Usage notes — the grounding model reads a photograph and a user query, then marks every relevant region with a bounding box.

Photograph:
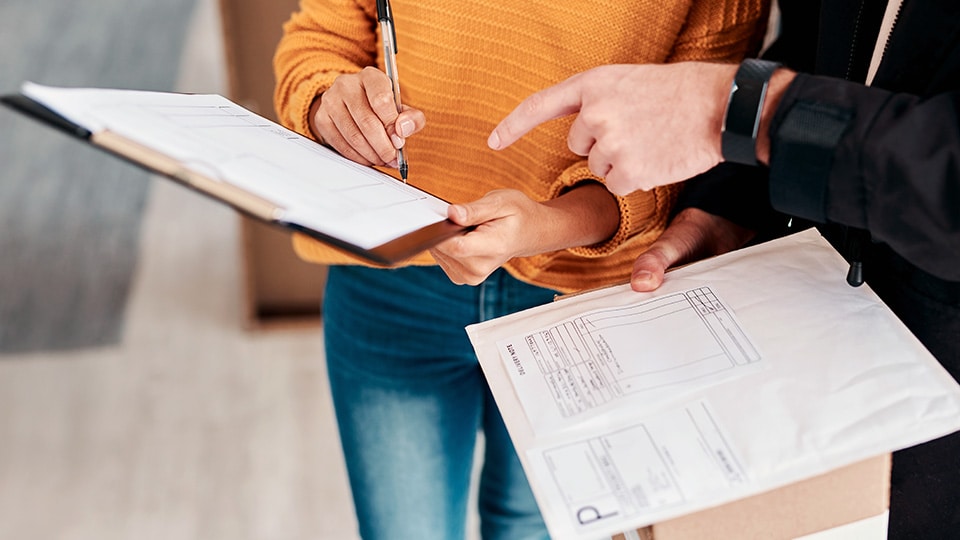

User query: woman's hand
[310,66,426,167]
[430,183,619,285]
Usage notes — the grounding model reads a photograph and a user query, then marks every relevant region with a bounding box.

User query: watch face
[725,78,766,137]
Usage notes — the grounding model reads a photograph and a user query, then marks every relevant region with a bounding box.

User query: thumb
[630,208,755,292]
[447,194,507,226]
[631,246,675,292]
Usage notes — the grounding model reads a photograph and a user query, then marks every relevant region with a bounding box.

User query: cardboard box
[613,453,891,540]
[217,0,326,328]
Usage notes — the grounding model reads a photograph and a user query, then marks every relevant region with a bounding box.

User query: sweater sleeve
[273,0,378,139]
[668,0,769,64]
[769,74,960,281]
[549,163,680,258]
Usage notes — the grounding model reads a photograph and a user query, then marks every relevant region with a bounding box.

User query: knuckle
[463,272,485,286]
[521,92,546,117]
[345,131,371,154]
[370,91,395,113]
[327,77,344,93]
[580,110,607,132]
[358,114,385,135]
[314,116,334,137]
[359,66,380,78]
[447,274,466,285]
[485,190,506,204]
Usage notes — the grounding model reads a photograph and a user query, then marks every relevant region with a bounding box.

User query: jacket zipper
[867,0,905,85]
[843,0,905,286]
[844,0,868,81]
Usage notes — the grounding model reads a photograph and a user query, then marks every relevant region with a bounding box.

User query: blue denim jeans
[323,264,556,540]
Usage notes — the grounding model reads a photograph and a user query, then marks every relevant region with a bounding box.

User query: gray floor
[0,1,363,538]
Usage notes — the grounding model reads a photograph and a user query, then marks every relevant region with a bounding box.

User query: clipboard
[1,83,465,265]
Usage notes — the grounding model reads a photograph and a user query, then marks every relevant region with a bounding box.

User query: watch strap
[721,59,782,166]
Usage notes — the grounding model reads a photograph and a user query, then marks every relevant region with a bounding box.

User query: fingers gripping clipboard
[1,83,464,265]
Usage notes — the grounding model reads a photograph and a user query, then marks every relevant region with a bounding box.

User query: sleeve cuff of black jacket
[767,73,892,225]
[674,162,782,235]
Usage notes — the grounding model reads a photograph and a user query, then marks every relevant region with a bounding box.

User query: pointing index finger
[487,73,585,150]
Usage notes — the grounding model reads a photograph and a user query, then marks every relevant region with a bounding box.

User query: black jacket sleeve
[673,163,794,245]
[768,74,960,281]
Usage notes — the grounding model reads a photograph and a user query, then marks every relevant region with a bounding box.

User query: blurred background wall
[0,0,196,352]
[0,1,361,538]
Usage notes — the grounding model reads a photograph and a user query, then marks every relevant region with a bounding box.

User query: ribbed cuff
[548,162,676,258]
[768,74,853,223]
[285,71,343,139]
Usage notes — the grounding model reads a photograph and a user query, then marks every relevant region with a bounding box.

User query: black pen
[376,0,408,182]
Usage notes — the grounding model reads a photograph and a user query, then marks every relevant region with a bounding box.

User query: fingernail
[391,134,404,149]
[632,270,658,291]
[487,131,501,149]
[399,119,415,138]
[634,270,654,282]
[388,159,398,168]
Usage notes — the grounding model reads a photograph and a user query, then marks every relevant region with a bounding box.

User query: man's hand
[488,63,736,195]
[630,208,754,291]
[311,66,426,168]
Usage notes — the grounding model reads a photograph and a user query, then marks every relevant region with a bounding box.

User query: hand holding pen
[377,0,407,181]
[307,0,422,178]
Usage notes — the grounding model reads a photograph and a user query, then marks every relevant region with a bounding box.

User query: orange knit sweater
[274,0,768,294]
